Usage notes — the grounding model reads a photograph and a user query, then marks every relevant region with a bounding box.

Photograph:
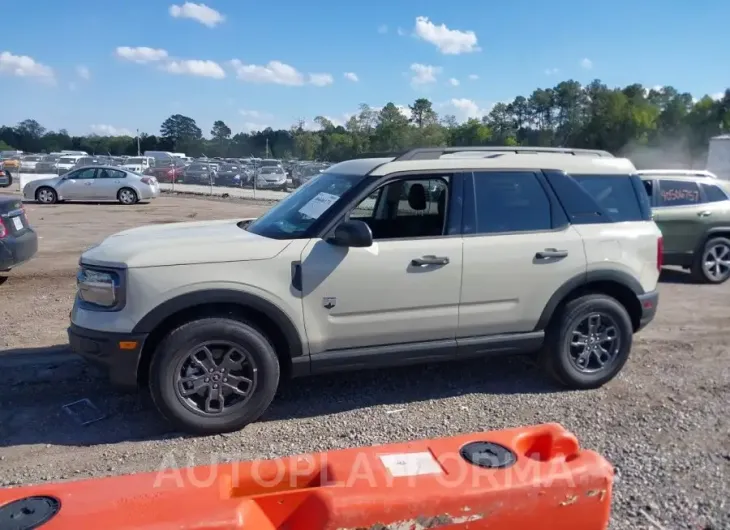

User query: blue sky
[2,0,729,138]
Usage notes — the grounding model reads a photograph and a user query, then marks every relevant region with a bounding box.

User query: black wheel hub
[0,496,61,530]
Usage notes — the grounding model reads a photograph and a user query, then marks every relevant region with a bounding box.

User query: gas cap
[0,496,61,530]
[460,441,517,469]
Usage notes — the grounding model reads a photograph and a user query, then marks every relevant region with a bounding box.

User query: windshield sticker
[298,192,340,219]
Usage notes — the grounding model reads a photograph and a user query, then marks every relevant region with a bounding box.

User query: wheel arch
[535,270,645,333]
[133,289,305,386]
[693,227,730,257]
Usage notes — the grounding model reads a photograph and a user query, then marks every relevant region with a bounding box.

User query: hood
[28,177,62,187]
[81,218,288,268]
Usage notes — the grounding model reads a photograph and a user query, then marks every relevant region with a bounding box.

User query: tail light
[166,169,174,176]
[0,219,6,239]
[657,236,664,272]
[141,177,153,185]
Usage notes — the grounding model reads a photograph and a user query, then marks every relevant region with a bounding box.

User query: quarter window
[656,180,701,207]
[472,172,551,234]
[701,183,728,203]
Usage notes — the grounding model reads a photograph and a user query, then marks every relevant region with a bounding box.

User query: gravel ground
[0,193,728,530]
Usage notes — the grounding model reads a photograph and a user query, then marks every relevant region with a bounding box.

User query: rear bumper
[67,323,147,388]
[636,290,659,331]
[0,228,38,270]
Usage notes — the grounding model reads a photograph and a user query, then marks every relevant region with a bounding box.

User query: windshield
[59,157,76,164]
[246,172,363,239]
[126,157,145,164]
[189,164,207,170]
[260,160,281,167]
[222,164,239,171]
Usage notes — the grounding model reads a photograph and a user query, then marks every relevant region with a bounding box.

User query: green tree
[409,98,438,128]
[160,114,203,154]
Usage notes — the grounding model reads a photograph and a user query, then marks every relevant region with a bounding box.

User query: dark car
[181,163,215,184]
[145,163,185,183]
[0,196,38,277]
[0,168,11,188]
[214,163,245,187]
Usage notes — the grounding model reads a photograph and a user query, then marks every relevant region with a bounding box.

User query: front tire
[542,294,633,390]
[149,317,280,435]
[118,187,138,205]
[36,186,57,204]
[691,237,730,284]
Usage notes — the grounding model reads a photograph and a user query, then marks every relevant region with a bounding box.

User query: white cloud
[377,24,388,34]
[344,72,359,82]
[446,98,491,121]
[309,73,334,86]
[544,67,559,75]
[115,46,168,64]
[162,59,225,78]
[414,16,480,55]
[580,58,593,69]
[448,77,460,86]
[169,2,224,27]
[239,109,272,119]
[0,51,54,82]
[241,122,271,133]
[468,74,479,80]
[711,92,725,101]
[90,124,133,136]
[410,63,441,86]
[76,65,90,80]
[230,59,304,85]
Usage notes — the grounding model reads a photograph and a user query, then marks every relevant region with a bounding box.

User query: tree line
[2,79,728,168]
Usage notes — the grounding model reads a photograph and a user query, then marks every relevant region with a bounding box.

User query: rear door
[651,178,706,256]
[95,168,127,199]
[458,171,587,341]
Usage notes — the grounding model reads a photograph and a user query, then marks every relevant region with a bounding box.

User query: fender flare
[534,270,645,331]
[132,289,304,358]
[694,227,730,257]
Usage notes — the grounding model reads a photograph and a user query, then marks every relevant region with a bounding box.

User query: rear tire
[691,237,730,284]
[36,186,57,204]
[118,187,138,205]
[149,317,280,435]
[542,294,633,390]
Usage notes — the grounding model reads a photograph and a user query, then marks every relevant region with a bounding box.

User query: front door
[299,174,463,356]
[59,168,97,200]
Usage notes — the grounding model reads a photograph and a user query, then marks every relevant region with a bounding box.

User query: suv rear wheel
[543,294,633,390]
[149,317,280,435]
[691,237,730,284]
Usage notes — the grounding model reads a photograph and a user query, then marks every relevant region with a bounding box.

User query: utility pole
[136,129,141,156]
[265,138,270,158]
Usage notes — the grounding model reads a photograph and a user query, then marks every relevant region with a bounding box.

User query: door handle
[411,255,450,266]
[698,211,712,217]
[535,248,569,259]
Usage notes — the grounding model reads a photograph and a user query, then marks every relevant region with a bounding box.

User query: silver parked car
[255,166,288,190]
[22,166,160,205]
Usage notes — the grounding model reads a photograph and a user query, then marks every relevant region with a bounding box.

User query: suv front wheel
[149,317,280,435]
[543,294,633,390]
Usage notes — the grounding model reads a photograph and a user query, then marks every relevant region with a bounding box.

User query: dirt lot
[0,194,728,530]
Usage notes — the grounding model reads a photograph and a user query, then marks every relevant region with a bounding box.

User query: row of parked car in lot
[1,150,331,191]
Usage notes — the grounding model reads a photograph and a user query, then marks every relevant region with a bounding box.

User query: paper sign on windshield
[298,192,339,219]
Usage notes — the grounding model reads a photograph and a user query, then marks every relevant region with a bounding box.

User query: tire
[691,237,730,284]
[117,187,138,205]
[542,294,633,390]
[35,186,58,204]
[149,317,280,435]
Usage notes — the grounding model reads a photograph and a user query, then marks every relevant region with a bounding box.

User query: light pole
[136,129,141,156]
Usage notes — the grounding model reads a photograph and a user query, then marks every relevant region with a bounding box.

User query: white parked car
[20,155,43,173]
[23,165,160,205]
[56,155,85,174]
[122,156,155,174]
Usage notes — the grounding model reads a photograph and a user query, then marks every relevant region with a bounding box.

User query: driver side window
[70,168,97,179]
[349,176,450,240]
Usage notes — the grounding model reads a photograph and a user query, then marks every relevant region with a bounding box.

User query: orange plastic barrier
[0,423,613,530]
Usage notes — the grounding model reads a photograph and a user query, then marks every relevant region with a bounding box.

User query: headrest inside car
[408,183,427,211]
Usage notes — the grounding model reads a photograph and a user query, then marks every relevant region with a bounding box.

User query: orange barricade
[0,423,613,530]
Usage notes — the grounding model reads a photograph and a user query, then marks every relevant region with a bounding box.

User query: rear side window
[472,171,552,233]
[701,183,729,203]
[656,179,701,207]
[570,174,649,222]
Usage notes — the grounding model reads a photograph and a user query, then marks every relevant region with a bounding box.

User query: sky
[2,0,729,138]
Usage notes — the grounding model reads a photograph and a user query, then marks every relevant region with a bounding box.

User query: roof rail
[393,146,614,161]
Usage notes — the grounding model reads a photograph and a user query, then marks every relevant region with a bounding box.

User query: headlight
[76,266,122,308]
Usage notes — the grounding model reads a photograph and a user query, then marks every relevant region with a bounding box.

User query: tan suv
[68,147,662,434]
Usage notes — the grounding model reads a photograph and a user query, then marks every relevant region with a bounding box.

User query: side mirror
[329,220,373,248]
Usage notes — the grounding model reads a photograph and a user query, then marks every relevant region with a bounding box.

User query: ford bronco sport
[638,170,730,283]
[69,146,662,434]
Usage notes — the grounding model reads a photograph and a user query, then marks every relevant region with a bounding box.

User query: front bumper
[256,180,287,189]
[0,228,38,270]
[636,290,659,331]
[67,323,148,388]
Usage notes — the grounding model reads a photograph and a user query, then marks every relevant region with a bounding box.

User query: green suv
[639,170,730,283]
